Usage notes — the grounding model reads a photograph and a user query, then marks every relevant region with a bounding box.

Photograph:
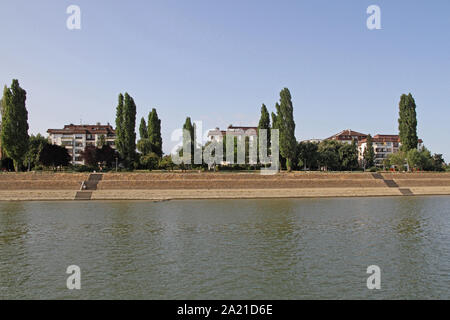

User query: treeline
[0,79,448,172]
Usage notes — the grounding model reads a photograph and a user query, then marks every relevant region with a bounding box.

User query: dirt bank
[0,172,449,201]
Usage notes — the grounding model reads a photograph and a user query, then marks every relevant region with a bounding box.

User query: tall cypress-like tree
[258,104,270,131]
[182,117,195,166]
[148,108,162,158]
[258,104,271,138]
[123,93,137,163]
[363,134,375,168]
[139,117,148,139]
[277,88,297,171]
[258,104,271,163]
[115,92,137,166]
[1,80,29,171]
[398,93,418,152]
[0,98,3,159]
[115,93,125,157]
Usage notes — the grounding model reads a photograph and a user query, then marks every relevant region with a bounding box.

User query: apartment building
[207,125,258,165]
[207,125,258,142]
[358,134,424,167]
[47,123,116,165]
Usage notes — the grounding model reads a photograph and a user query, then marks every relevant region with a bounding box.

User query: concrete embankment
[0,172,450,201]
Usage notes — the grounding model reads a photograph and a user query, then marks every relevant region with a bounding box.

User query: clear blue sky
[1,0,449,160]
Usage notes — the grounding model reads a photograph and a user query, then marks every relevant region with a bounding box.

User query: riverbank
[1,172,450,201]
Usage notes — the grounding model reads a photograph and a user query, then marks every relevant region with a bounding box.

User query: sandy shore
[1,187,449,201]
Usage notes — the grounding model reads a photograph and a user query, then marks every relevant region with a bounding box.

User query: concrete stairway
[75,173,103,200]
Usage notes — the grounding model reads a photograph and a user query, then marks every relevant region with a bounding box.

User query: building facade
[207,125,258,142]
[358,134,424,167]
[47,123,116,165]
[207,125,258,165]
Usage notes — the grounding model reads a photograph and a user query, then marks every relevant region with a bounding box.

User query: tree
[97,134,106,148]
[406,149,424,171]
[398,93,418,152]
[39,144,71,170]
[123,93,137,163]
[139,117,148,139]
[297,141,319,170]
[140,152,160,170]
[24,134,48,170]
[387,151,407,171]
[318,140,340,171]
[115,93,125,157]
[0,98,3,159]
[97,145,117,168]
[137,138,153,155]
[258,104,271,133]
[431,153,445,171]
[148,108,162,158]
[363,134,375,168]
[115,92,137,167]
[182,117,195,166]
[137,116,151,155]
[1,80,29,171]
[339,141,359,171]
[80,145,98,167]
[80,145,117,168]
[159,155,175,171]
[276,88,297,171]
[257,104,271,160]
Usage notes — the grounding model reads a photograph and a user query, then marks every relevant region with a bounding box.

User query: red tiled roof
[326,129,368,141]
[227,125,258,130]
[359,134,423,144]
[47,124,116,135]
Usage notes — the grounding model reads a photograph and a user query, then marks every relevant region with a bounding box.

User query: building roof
[208,125,257,136]
[47,123,116,135]
[227,125,258,131]
[359,134,423,144]
[326,129,368,141]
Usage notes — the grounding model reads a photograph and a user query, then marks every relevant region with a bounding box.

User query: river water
[0,196,449,299]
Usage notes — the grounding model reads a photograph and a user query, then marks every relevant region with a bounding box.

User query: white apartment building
[358,134,424,167]
[47,123,116,165]
[208,125,258,142]
[207,125,258,165]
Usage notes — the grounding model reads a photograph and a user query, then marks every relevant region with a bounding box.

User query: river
[0,196,449,299]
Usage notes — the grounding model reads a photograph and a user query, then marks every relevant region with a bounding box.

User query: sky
[0,0,449,160]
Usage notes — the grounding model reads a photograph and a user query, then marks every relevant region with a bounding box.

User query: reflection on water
[0,196,449,299]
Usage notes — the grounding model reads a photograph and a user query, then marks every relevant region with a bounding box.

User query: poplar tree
[363,134,375,168]
[258,104,271,132]
[182,117,195,166]
[258,104,271,163]
[139,117,148,139]
[277,88,297,171]
[123,93,137,163]
[258,104,271,139]
[148,108,162,158]
[1,80,29,171]
[115,93,125,157]
[398,93,418,152]
[115,92,137,166]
